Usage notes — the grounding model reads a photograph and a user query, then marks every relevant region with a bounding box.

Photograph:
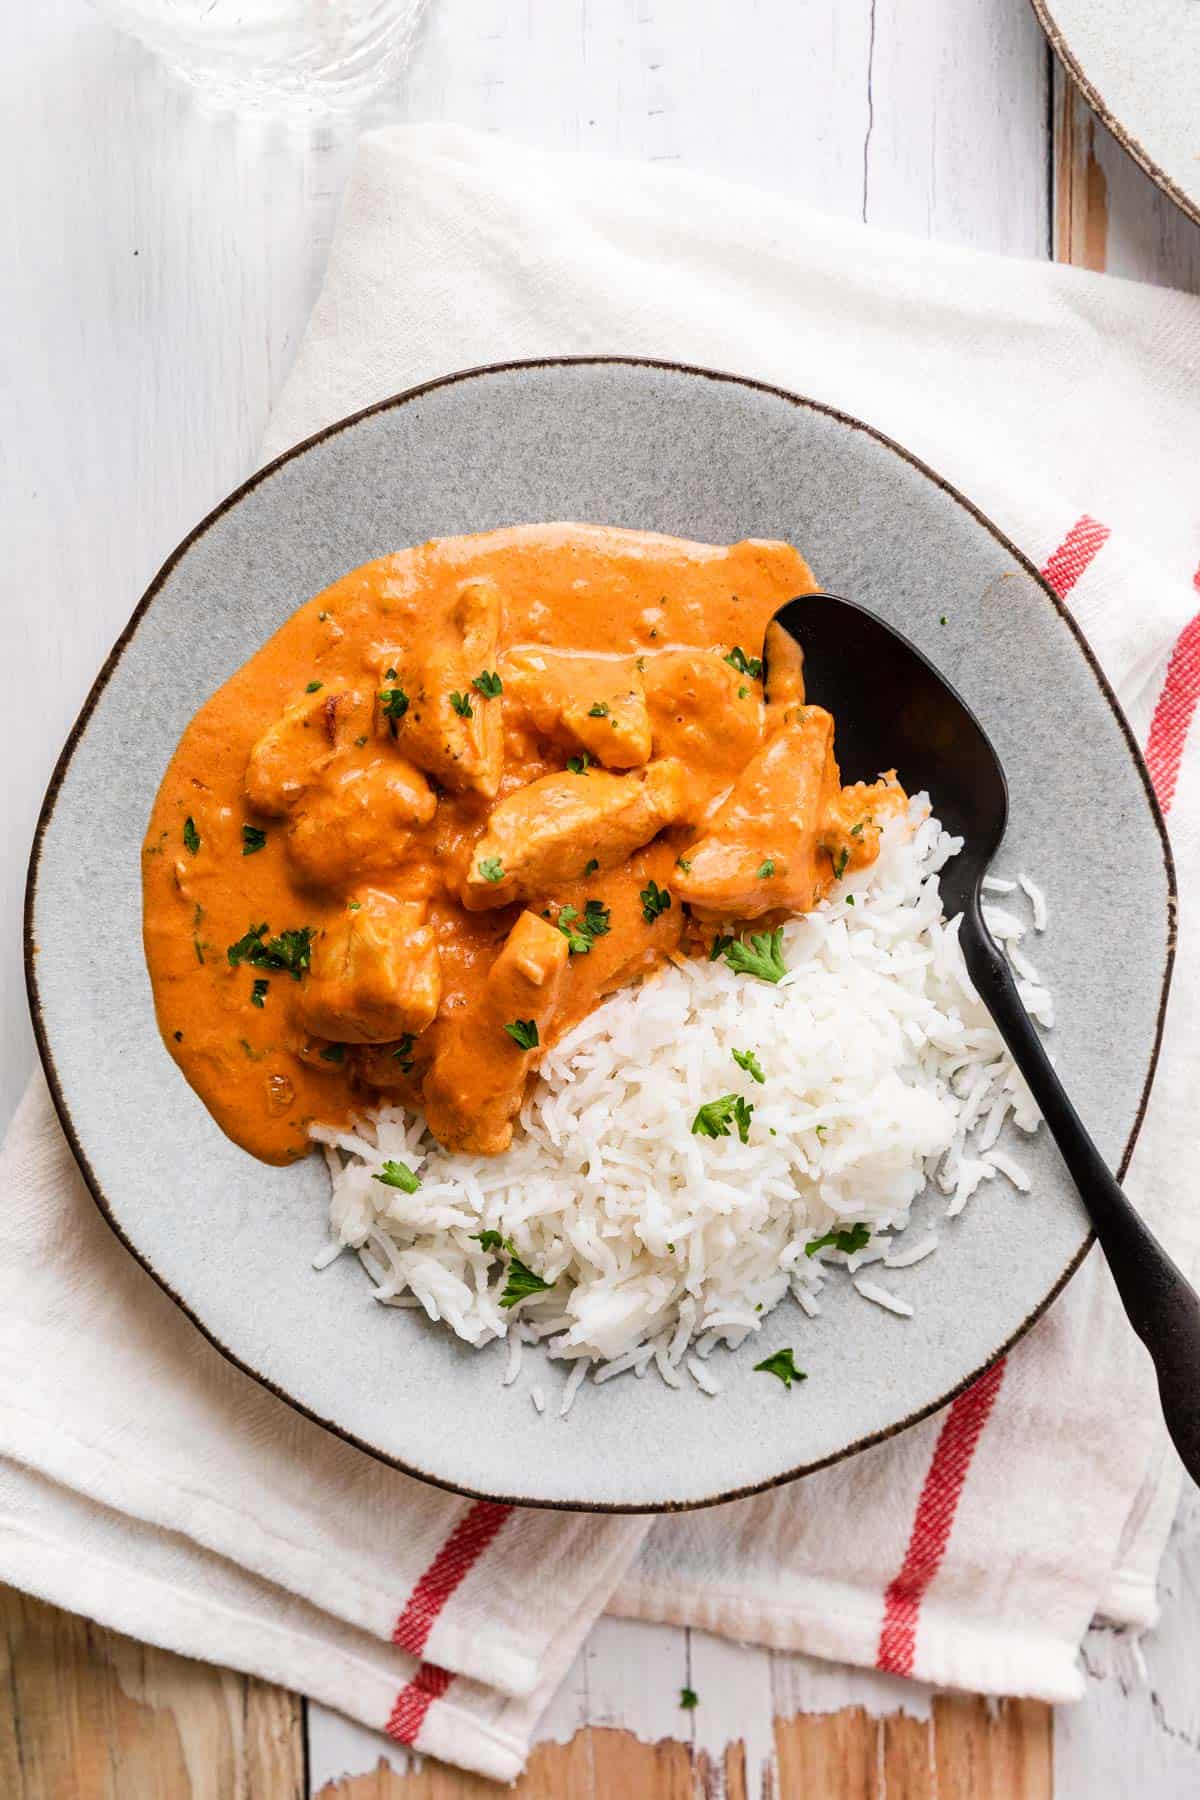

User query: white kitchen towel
[2,123,1199,1781]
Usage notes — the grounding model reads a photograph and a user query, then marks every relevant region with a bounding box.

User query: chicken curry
[143,524,902,1165]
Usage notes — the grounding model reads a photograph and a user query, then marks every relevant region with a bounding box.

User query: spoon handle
[961,906,1200,1487]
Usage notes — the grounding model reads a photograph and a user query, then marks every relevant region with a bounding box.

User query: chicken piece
[763,619,806,708]
[674,707,842,920]
[245,687,374,817]
[378,577,504,797]
[461,759,689,910]
[295,892,441,1044]
[503,650,652,769]
[285,758,436,892]
[643,650,763,791]
[421,911,569,1154]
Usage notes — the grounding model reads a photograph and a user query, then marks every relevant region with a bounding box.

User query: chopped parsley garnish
[940,613,948,625]
[583,858,600,876]
[385,667,397,679]
[250,978,269,1008]
[373,1159,421,1193]
[173,1029,183,1042]
[478,856,505,884]
[738,685,750,699]
[501,1253,555,1309]
[587,701,610,718]
[805,1222,871,1258]
[193,937,206,965]
[680,1688,699,1710]
[226,922,315,980]
[722,927,787,984]
[556,899,610,954]
[348,900,361,911]
[503,1018,539,1051]
[566,751,591,775]
[850,821,864,837]
[242,824,267,856]
[833,847,849,879]
[754,1348,805,1389]
[676,857,692,873]
[470,1231,555,1306]
[379,685,409,726]
[709,932,734,961]
[449,690,473,718]
[472,670,503,698]
[732,1048,765,1083]
[305,679,323,693]
[691,1093,753,1144]
[846,894,855,906]
[756,859,775,879]
[183,816,200,855]
[724,645,763,680]
[640,880,671,924]
[392,1033,416,1073]
[318,1043,346,1064]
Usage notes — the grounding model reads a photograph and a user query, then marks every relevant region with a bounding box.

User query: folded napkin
[3,125,1199,1781]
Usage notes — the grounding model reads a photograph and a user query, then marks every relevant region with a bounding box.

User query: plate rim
[24,355,1179,1513]
[1031,0,1200,231]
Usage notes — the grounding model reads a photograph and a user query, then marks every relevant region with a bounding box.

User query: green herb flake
[732,1047,765,1084]
[724,645,763,680]
[379,686,410,725]
[805,1222,871,1258]
[348,900,361,911]
[754,1348,806,1389]
[566,751,592,775]
[355,735,369,747]
[193,937,206,966]
[680,1688,699,1710]
[500,1252,555,1309]
[691,1093,753,1143]
[183,816,200,856]
[250,978,269,1009]
[722,927,787,984]
[846,894,856,906]
[373,1159,421,1193]
[587,701,610,718]
[940,614,948,625]
[306,680,323,694]
[478,856,505,884]
[173,1029,183,1043]
[503,1018,539,1051]
[738,685,750,699]
[226,922,315,980]
[583,858,600,876]
[709,932,734,962]
[242,824,267,856]
[640,880,671,924]
[392,1033,416,1073]
[556,898,611,954]
[850,822,864,837]
[833,847,849,880]
[756,859,775,880]
[676,857,692,873]
[472,670,503,698]
[449,690,474,719]
[472,1229,508,1252]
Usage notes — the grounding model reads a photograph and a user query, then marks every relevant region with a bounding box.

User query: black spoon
[767,592,1200,1485]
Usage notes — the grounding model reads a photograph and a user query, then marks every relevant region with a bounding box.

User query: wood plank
[0,1586,304,1800]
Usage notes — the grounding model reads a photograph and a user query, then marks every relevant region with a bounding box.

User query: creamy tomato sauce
[143,524,900,1165]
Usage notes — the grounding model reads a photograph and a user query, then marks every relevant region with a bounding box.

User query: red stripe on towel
[392,1500,512,1655]
[385,1661,456,1746]
[1144,583,1200,815]
[876,1358,1007,1674]
[875,515,1116,1679]
[1039,515,1110,599]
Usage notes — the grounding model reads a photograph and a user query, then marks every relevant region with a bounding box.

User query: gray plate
[1032,0,1200,229]
[26,360,1174,1512]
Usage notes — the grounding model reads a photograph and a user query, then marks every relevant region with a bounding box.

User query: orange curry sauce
[142,525,902,1165]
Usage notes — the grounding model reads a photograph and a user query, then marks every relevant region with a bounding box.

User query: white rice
[312,795,1048,1398]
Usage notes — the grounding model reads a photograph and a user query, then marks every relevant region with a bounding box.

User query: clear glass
[90,0,430,117]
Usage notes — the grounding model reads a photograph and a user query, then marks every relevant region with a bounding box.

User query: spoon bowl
[768,591,1200,1487]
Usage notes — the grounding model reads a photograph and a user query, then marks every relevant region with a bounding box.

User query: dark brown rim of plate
[24,357,1179,1514]
[1031,0,1200,232]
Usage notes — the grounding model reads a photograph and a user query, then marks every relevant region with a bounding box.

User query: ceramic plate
[1033,0,1200,228]
[26,360,1174,1511]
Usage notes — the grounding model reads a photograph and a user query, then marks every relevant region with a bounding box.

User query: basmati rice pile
[312,795,1049,1407]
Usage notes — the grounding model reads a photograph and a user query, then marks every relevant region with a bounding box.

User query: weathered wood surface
[4,0,1200,1795]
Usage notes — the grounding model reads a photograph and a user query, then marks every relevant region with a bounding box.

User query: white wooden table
[4,2,1200,1793]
